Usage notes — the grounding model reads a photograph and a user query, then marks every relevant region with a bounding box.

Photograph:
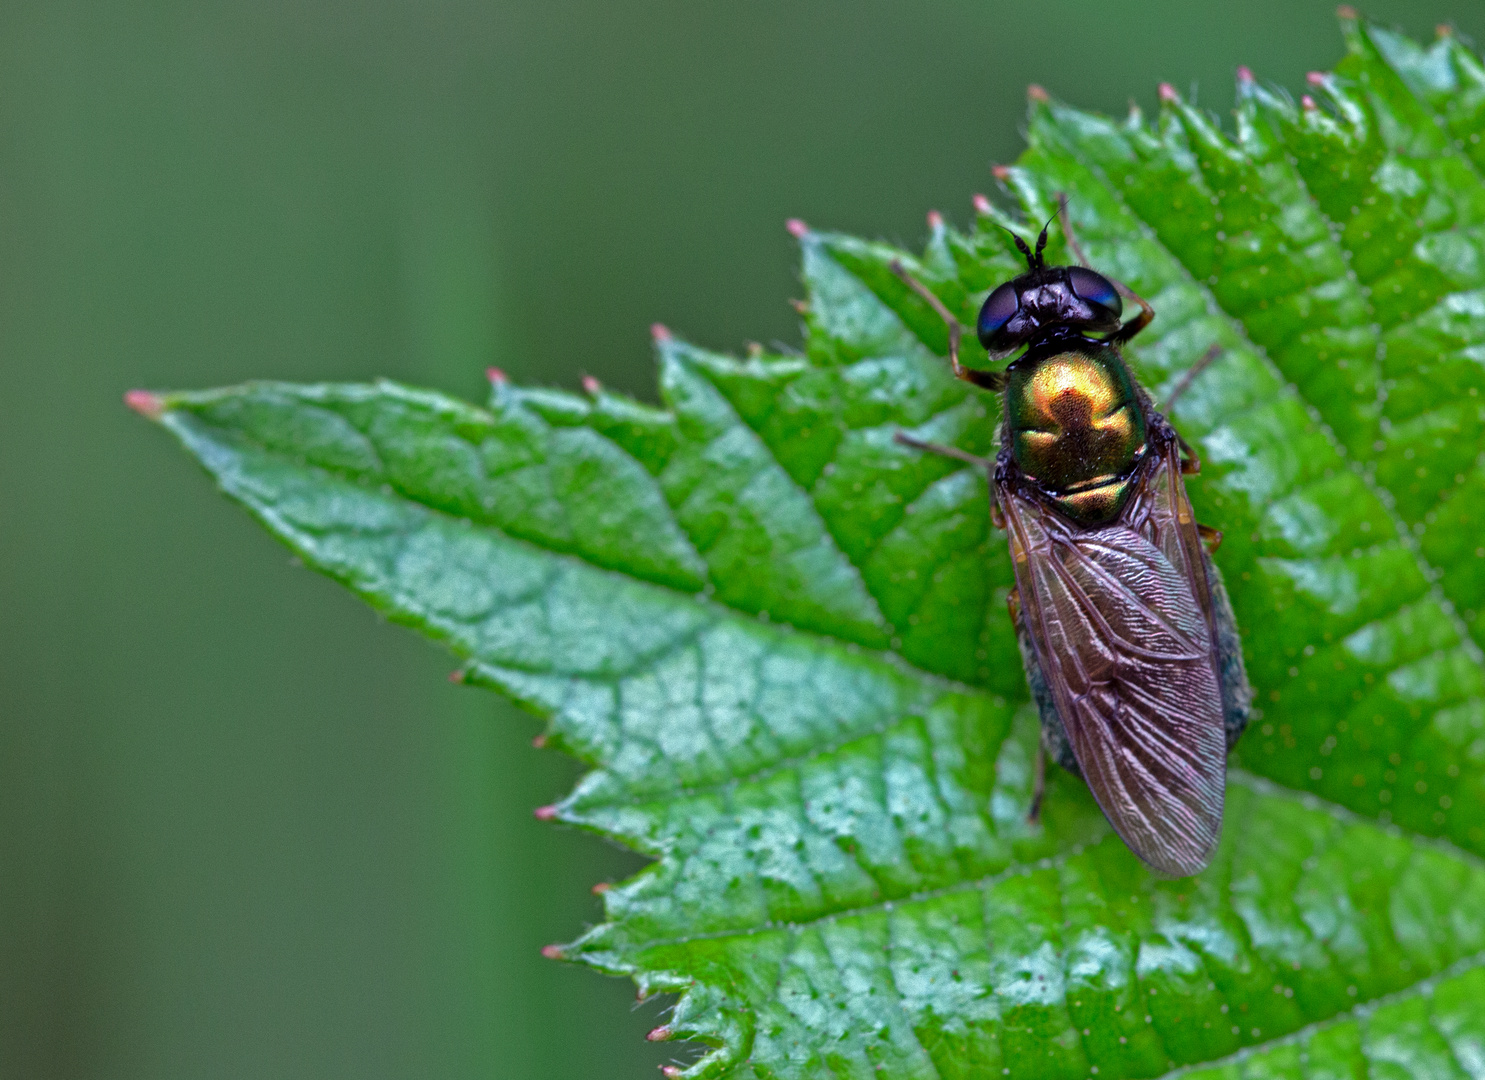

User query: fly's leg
[1055,192,1154,345]
[1198,524,1223,554]
[1177,432,1202,475]
[1006,583,1046,825]
[1056,192,1094,269]
[1163,343,1224,413]
[893,431,991,469]
[1028,742,1046,824]
[894,431,1005,529]
[888,259,1007,392]
[1167,344,1227,472]
[1107,286,1155,344]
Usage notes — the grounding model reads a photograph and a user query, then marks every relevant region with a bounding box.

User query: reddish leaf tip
[1336,5,1357,19]
[646,1025,672,1043]
[531,733,547,749]
[990,164,1012,181]
[789,298,808,315]
[785,217,808,238]
[926,210,943,229]
[540,944,565,960]
[1026,83,1049,103]
[1302,94,1318,111]
[592,881,611,895]
[124,389,164,420]
[448,668,464,684]
[1437,23,1453,37]
[581,375,601,395]
[533,804,559,821]
[1306,70,1326,86]
[1157,82,1178,103]
[972,193,992,214]
[1236,66,1254,84]
[485,366,507,383]
[661,1068,682,1078]
[650,322,672,342]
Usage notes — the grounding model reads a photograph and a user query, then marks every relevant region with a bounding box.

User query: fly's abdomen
[1006,346,1146,525]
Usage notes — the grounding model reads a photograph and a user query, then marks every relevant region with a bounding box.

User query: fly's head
[977,222,1123,357]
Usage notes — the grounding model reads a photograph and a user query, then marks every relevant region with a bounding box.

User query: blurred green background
[3,2,1483,1077]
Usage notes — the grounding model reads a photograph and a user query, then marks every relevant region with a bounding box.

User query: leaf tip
[1157,81,1179,104]
[485,366,508,384]
[123,389,165,420]
[785,217,808,239]
[651,322,673,343]
[1436,23,1453,38]
[448,668,465,684]
[1026,83,1049,103]
[1236,65,1254,85]
[592,881,611,895]
[990,164,1012,182]
[1306,70,1327,87]
[1336,4,1357,20]
[540,943,566,960]
[646,1025,672,1042]
[661,1067,683,1079]
[1302,94,1319,111]
[972,193,992,215]
[926,209,943,230]
[533,804,560,821]
[531,733,548,749]
[581,374,602,395]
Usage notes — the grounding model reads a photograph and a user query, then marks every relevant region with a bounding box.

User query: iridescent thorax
[1005,343,1147,525]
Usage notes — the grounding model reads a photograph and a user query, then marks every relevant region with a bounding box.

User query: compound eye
[976,281,1019,347]
[1067,266,1123,316]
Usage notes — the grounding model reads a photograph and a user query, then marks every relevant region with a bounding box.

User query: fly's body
[894,203,1250,877]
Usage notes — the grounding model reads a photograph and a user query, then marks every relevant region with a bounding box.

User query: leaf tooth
[123,389,165,420]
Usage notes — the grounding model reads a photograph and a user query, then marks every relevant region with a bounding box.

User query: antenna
[1032,204,1060,269]
[1011,231,1035,270]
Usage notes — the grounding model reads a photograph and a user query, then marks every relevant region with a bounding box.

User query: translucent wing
[999,433,1226,877]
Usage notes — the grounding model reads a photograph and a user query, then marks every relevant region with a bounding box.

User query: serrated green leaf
[133,15,1485,1080]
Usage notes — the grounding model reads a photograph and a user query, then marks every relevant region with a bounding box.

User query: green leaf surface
[134,15,1485,1079]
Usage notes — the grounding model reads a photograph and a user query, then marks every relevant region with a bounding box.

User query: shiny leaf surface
[134,16,1485,1079]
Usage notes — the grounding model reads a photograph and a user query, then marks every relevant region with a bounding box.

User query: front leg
[1163,343,1225,413]
[1056,192,1154,346]
[1107,287,1155,345]
[1028,742,1046,825]
[889,259,1007,392]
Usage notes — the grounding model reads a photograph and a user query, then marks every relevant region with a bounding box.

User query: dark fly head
[976,220,1124,356]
